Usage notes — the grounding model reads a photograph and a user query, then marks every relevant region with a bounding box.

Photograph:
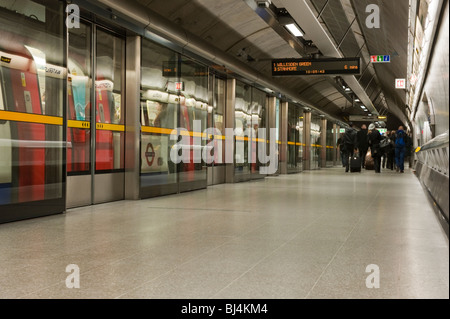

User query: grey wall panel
[94,173,125,204]
[67,175,92,208]
[421,1,449,137]
[125,35,141,200]
[415,162,449,235]
[212,166,225,185]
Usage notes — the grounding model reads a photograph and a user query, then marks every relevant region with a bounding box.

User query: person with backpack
[394,126,407,173]
[343,123,358,172]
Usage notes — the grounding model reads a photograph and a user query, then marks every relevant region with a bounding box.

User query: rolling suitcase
[350,155,362,172]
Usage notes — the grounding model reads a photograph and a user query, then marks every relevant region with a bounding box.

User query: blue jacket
[395,130,407,148]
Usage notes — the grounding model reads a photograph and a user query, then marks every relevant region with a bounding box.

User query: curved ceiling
[135,0,409,127]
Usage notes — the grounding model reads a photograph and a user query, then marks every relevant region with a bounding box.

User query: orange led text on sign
[273,61,312,72]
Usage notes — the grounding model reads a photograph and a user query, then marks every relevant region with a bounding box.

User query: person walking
[343,123,357,173]
[367,123,382,173]
[337,133,345,167]
[386,130,396,170]
[394,126,407,173]
[405,131,413,169]
[381,132,388,169]
[357,124,369,169]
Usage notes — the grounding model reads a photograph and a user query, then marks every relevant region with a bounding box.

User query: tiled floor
[0,167,448,299]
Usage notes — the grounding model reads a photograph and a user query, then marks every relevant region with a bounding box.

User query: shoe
[396,167,400,172]
[400,170,404,173]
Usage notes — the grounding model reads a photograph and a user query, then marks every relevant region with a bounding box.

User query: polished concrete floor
[0,167,448,299]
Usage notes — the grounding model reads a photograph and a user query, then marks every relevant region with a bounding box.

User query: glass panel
[287,105,303,172]
[95,29,124,172]
[235,81,251,176]
[213,76,225,165]
[0,0,64,205]
[140,39,178,188]
[287,105,297,170]
[206,74,214,167]
[297,109,304,171]
[251,88,267,176]
[311,114,321,170]
[275,99,280,144]
[442,147,449,175]
[178,57,208,184]
[68,22,91,175]
[326,121,334,167]
[275,98,281,173]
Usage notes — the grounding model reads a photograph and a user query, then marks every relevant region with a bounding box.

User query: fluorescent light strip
[285,23,303,37]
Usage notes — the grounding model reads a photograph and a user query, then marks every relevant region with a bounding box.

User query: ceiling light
[345,87,351,92]
[360,105,365,109]
[285,23,304,37]
[355,99,360,102]
[256,0,271,8]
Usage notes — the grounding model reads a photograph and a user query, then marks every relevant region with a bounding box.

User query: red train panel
[7,56,45,201]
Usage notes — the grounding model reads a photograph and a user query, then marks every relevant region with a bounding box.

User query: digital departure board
[162,61,208,77]
[272,58,361,76]
[162,61,178,77]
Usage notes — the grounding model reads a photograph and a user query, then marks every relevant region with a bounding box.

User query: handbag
[379,138,391,149]
[365,150,374,170]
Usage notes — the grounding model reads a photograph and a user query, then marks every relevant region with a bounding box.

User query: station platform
[0,167,448,299]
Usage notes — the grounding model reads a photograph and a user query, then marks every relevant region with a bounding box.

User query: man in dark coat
[368,123,383,173]
[385,130,396,170]
[343,123,358,172]
[357,124,369,168]
[337,133,345,167]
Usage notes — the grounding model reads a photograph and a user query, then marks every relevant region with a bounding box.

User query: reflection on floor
[0,167,448,299]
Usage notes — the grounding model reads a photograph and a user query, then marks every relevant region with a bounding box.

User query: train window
[251,88,267,176]
[140,39,179,190]
[310,114,322,170]
[235,81,252,176]
[0,1,65,208]
[68,22,92,174]
[95,29,125,172]
[178,57,208,185]
[213,77,226,165]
